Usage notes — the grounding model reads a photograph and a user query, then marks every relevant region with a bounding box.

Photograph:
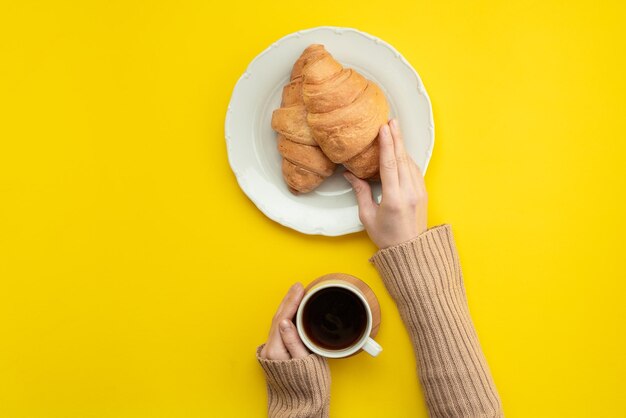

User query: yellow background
[1,1,625,417]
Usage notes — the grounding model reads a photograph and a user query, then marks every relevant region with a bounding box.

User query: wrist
[375,227,428,249]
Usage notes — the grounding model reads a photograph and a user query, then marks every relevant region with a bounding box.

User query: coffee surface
[302,287,367,350]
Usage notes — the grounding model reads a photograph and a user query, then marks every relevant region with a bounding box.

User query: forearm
[371,225,503,417]
[257,345,331,418]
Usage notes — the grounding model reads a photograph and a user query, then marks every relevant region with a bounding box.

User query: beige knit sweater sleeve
[257,345,331,418]
[370,224,503,417]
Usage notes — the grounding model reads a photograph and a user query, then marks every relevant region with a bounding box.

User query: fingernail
[380,124,390,138]
[343,172,354,182]
[279,319,291,332]
[389,118,398,129]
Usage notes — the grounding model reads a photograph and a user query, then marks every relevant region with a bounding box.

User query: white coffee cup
[296,274,382,358]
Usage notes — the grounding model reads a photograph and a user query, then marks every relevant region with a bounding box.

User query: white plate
[225,26,434,236]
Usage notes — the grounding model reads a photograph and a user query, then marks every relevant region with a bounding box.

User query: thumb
[279,320,309,359]
[344,172,376,226]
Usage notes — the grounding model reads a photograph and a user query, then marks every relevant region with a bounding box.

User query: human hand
[344,119,428,249]
[259,283,310,360]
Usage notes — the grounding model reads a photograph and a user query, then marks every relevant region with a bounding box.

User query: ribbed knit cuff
[257,345,331,418]
[370,225,464,306]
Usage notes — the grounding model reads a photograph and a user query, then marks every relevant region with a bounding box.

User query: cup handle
[362,337,382,357]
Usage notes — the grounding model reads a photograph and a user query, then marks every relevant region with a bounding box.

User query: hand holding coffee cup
[297,273,382,358]
[260,274,382,360]
[259,283,310,361]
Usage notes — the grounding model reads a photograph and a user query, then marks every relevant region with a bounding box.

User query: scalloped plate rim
[225,26,434,236]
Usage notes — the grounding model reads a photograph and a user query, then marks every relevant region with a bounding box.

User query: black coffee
[302,287,367,350]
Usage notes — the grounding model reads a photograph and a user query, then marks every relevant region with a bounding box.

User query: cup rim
[296,281,373,358]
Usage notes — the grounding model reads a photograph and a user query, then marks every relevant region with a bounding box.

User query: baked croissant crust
[270,44,388,193]
[271,45,337,194]
[302,45,389,179]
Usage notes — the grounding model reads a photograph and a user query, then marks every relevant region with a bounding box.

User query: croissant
[271,46,336,194]
[302,45,389,179]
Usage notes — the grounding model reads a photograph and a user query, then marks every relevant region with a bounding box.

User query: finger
[378,124,400,198]
[344,172,377,226]
[261,338,291,360]
[389,119,412,189]
[274,282,304,321]
[276,282,304,321]
[279,319,310,359]
[267,283,305,348]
